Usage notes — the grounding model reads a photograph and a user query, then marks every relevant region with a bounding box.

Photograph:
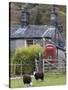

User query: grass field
[10,73,66,88]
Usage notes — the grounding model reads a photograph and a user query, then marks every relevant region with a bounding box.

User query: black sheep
[34,72,44,80]
[23,74,32,87]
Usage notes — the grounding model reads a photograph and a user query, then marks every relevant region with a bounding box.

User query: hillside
[10,3,66,25]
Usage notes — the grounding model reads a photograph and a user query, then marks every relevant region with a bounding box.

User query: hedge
[11,44,43,75]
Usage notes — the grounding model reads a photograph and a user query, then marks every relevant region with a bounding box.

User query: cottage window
[26,40,33,46]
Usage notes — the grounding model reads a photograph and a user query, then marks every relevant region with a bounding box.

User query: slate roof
[10,25,65,48]
[10,25,56,39]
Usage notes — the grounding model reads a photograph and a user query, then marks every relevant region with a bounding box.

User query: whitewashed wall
[10,39,26,51]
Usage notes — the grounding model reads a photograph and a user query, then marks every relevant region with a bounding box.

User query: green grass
[10,73,66,88]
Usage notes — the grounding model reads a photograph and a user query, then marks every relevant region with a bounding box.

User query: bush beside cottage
[11,44,43,75]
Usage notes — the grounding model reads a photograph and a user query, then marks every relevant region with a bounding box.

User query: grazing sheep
[23,74,32,87]
[34,71,44,80]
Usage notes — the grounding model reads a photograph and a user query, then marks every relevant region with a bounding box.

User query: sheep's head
[33,71,36,75]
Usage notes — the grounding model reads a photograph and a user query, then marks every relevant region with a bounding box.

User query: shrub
[12,44,43,74]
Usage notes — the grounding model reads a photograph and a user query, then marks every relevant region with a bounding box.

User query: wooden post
[43,38,45,49]
[39,52,41,71]
[43,59,44,73]
[35,58,38,72]
[21,63,22,78]
[42,38,45,73]
[14,64,16,76]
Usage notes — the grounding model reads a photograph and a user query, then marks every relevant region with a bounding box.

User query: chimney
[20,7,29,28]
[50,5,59,27]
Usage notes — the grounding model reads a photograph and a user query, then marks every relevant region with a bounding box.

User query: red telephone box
[44,44,55,64]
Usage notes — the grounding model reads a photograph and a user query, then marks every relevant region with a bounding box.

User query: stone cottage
[10,6,65,52]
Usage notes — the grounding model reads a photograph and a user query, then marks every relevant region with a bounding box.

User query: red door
[44,44,55,64]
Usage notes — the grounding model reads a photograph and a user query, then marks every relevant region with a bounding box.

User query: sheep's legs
[26,82,32,87]
[30,82,32,86]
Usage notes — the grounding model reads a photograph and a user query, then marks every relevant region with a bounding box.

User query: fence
[43,59,66,73]
[35,57,66,73]
[9,64,34,78]
[9,59,66,78]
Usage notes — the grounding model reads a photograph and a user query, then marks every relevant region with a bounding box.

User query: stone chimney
[50,5,59,27]
[20,7,29,28]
